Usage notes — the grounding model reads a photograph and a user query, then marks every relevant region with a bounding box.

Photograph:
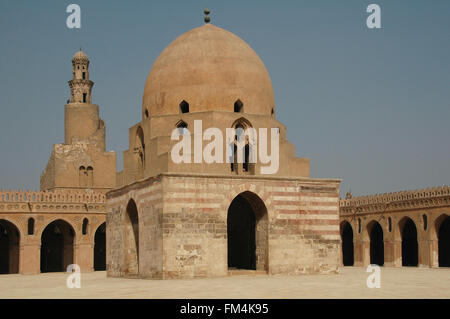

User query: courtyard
[0,267,449,299]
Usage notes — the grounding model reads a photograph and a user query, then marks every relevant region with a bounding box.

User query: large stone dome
[143,24,275,117]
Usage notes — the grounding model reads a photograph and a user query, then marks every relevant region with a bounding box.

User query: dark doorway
[341,222,354,266]
[41,220,74,273]
[438,216,450,267]
[0,220,20,274]
[94,222,106,271]
[369,222,384,266]
[401,218,418,267]
[227,194,256,270]
[124,199,139,275]
[0,224,7,274]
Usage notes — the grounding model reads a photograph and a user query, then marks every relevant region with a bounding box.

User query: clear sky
[0,0,449,197]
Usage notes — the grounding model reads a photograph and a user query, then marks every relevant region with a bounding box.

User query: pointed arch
[0,219,20,274]
[82,218,89,235]
[79,166,86,187]
[94,222,106,271]
[234,99,244,113]
[227,191,268,272]
[135,126,145,177]
[399,217,418,267]
[86,166,94,187]
[340,220,354,266]
[435,214,450,267]
[179,100,189,113]
[175,120,188,135]
[367,220,384,266]
[231,117,253,130]
[27,218,35,235]
[41,219,75,273]
[230,117,255,174]
[124,199,139,276]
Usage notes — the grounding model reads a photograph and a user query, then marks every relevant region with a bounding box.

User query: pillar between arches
[392,239,402,267]
[383,239,396,267]
[75,243,94,272]
[19,243,40,275]
[362,240,370,267]
[429,239,439,268]
[418,238,431,268]
[353,239,364,267]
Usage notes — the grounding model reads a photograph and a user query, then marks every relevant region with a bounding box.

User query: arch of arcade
[339,186,450,268]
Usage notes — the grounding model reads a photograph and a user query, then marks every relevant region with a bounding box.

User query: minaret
[65,50,105,150]
[40,49,116,192]
[69,50,93,103]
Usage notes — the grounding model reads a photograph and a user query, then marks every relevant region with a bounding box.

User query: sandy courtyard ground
[1,267,449,299]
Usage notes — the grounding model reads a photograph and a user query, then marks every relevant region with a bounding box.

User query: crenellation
[0,189,106,204]
[340,185,450,209]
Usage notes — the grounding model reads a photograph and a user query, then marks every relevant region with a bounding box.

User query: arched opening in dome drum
[400,217,418,267]
[83,93,87,103]
[94,222,106,271]
[369,221,384,266]
[340,221,354,266]
[227,192,268,272]
[230,125,243,172]
[0,220,20,274]
[179,100,189,114]
[176,120,188,135]
[243,144,250,172]
[41,220,74,273]
[135,127,145,178]
[234,100,243,113]
[438,216,450,267]
[230,122,253,173]
[144,109,149,119]
[230,143,237,172]
[124,199,139,276]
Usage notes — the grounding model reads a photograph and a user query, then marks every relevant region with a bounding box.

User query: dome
[73,50,89,62]
[143,24,275,117]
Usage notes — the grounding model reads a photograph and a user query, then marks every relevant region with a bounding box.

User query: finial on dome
[204,8,211,24]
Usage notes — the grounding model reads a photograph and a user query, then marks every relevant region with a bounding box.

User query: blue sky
[0,0,449,196]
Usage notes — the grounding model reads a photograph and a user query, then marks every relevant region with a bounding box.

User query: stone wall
[106,173,341,279]
[106,177,163,278]
[339,186,450,268]
[0,189,107,274]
